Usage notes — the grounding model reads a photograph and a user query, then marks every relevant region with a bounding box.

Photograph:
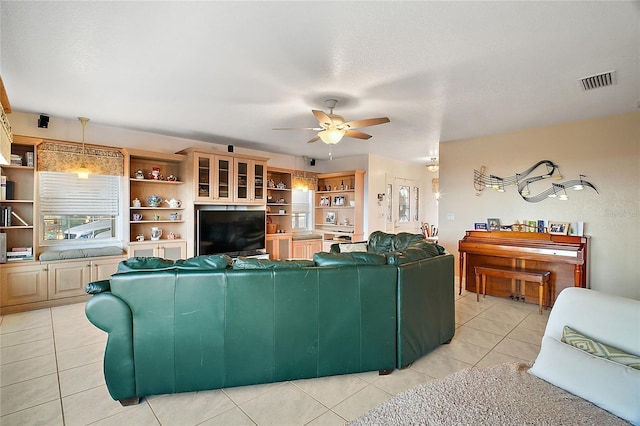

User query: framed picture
[320,196,330,207]
[500,225,512,231]
[474,222,488,230]
[487,218,501,231]
[548,221,569,235]
[325,211,337,224]
[333,195,345,206]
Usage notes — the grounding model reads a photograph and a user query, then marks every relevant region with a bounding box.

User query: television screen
[196,209,265,257]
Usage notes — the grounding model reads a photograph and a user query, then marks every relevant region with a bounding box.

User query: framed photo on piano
[548,221,569,235]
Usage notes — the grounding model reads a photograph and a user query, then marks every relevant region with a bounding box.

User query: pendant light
[77,117,90,179]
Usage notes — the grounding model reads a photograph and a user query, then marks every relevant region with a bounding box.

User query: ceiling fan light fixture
[77,116,91,179]
[319,128,345,145]
[426,157,439,172]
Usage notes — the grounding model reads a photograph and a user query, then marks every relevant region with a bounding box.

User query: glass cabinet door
[253,162,265,202]
[215,156,233,202]
[195,154,212,201]
[235,159,249,201]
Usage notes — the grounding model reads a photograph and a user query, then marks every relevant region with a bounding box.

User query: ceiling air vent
[579,70,616,91]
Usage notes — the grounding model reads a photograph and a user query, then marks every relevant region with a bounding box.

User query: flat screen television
[196,209,266,257]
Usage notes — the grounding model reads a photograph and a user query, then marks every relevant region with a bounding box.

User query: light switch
[447,213,455,221]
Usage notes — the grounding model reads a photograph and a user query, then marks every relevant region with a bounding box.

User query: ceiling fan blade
[342,117,390,129]
[345,130,372,140]
[312,110,332,126]
[307,135,321,143]
[272,127,323,131]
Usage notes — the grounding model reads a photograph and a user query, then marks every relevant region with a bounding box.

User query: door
[390,177,420,234]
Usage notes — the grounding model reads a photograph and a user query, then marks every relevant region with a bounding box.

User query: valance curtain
[37,141,124,176]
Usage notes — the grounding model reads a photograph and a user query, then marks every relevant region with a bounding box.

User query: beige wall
[439,111,640,300]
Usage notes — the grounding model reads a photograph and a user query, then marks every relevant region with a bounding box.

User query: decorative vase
[151,227,162,241]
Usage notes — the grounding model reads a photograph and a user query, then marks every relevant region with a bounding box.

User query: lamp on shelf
[426,157,439,172]
[77,117,90,179]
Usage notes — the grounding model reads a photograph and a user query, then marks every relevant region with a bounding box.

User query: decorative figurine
[132,198,141,207]
[166,174,178,182]
[135,169,145,179]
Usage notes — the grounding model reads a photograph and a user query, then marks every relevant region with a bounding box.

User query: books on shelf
[6,247,34,261]
[0,206,11,226]
[1,175,5,200]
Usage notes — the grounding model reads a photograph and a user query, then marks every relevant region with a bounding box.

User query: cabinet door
[128,243,159,258]
[47,261,91,300]
[214,155,234,203]
[291,241,306,259]
[265,235,278,259]
[1,264,48,307]
[253,161,266,202]
[307,240,322,258]
[234,158,251,202]
[92,257,122,281]
[159,241,186,260]
[194,153,214,202]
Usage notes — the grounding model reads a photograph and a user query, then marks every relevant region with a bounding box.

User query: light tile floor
[0,285,549,426]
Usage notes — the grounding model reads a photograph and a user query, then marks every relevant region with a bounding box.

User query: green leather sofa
[330,231,455,367]
[85,232,454,405]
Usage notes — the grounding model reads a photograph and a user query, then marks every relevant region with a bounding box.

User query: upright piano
[458,231,589,305]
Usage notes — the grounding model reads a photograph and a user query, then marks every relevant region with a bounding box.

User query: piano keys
[458,230,589,305]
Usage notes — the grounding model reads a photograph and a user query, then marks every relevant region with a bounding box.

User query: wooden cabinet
[266,167,292,234]
[291,238,323,260]
[127,149,187,259]
[234,158,266,204]
[1,255,125,313]
[0,136,39,260]
[128,241,186,260]
[266,233,292,260]
[192,152,234,203]
[1,263,48,307]
[314,170,365,246]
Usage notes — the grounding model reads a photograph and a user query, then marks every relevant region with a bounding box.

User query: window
[291,189,313,231]
[39,171,120,244]
[398,185,410,222]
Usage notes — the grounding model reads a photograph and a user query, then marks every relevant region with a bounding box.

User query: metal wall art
[473,160,597,203]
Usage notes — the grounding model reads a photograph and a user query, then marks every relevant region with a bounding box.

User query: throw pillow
[339,242,368,253]
[562,326,640,370]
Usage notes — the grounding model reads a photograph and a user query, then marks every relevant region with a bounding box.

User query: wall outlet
[447,212,455,221]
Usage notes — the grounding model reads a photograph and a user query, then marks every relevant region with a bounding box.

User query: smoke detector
[579,70,616,91]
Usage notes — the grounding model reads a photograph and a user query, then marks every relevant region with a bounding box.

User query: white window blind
[39,171,120,215]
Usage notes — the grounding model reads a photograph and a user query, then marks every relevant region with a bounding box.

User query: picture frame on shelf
[325,211,336,224]
[320,196,330,207]
[333,195,345,206]
[474,222,488,230]
[548,221,569,235]
[487,218,500,231]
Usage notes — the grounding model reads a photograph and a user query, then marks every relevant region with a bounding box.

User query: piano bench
[474,266,551,314]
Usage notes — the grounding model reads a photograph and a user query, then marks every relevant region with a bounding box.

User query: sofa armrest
[85,293,137,401]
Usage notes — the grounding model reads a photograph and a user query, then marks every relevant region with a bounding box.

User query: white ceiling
[1,1,638,163]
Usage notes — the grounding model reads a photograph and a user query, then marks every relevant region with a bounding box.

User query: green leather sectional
[85,232,454,405]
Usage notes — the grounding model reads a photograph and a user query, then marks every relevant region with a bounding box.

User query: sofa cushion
[367,231,394,254]
[313,252,387,266]
[39,246,123,261]
[529,335,640,425]
[562,326,640,370]
[174,255,232,270]
[117,257,176,272]
[386,248,430,265]
[233,258,315,269]
[391,233,426,251]
[339,242,368,253]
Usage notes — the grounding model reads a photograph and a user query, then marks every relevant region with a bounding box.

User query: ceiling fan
[274,99,390,145]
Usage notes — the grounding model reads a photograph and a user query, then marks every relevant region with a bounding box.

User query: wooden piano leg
[574,264,583,287]
[459,254,465,295]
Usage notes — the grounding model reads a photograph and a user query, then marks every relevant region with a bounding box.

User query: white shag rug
[349,362,628,426]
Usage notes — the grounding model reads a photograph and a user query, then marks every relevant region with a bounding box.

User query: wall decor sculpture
[473,160,597,203]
